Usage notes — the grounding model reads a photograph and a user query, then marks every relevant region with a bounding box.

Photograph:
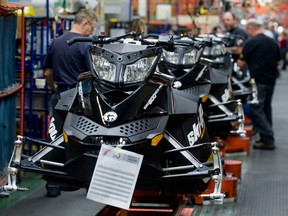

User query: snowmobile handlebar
[139,37,205,52]
[67,32,137,46]
[67,32,205,52]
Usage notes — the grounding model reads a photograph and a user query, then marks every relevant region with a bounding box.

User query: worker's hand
[225,47,234,53]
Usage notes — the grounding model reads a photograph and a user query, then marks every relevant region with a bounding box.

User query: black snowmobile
[158,34,245,139]
[1,33,224,204]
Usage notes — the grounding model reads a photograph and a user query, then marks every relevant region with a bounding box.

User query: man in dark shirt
[43,8,98,197]
[237,18,281,150]
[44,8,97,110]
[222,11,248,62]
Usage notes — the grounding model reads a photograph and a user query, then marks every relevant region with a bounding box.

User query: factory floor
[1,69,288,216]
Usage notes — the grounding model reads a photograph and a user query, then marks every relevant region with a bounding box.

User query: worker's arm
[237,59,246,71]
[226,46,243,55]
[44,68,56,93]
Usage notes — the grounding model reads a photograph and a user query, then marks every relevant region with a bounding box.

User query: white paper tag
[86,144,143,210]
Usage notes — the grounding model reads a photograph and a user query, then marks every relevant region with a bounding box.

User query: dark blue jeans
[50,85,74,116]
[250,83,275,145]
[280,48,287,70]
[47,85,74,194]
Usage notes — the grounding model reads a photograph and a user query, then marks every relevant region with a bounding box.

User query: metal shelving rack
[21,13,74,155]
[23,17,50,144]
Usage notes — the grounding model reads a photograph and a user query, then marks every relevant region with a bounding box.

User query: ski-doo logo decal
[48,117,57,141]
[221,88,230,102]
[173,81,182,89]
[187,105,205,146]
[78,82,85,108]
[103,111,118,122]
[144,84,163,110]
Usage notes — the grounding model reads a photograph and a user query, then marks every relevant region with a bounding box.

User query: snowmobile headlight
[163,50,179,64]
[203,44,226,57]
[212,44,226,56]
[163,49,198,65]
[91,53,116,82]
[211,44,226,56]
[123,56,157,84]
[202,47,210,56]
[183,49,198,64]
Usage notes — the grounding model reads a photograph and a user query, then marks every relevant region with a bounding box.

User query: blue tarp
[0,96,16,170]
[0,14,17,171]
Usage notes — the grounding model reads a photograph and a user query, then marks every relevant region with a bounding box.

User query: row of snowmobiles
[1,32,258,207]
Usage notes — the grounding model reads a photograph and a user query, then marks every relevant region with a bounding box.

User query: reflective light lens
[123,57,156,83]
[163,49,198,65]
[91,54,116,82]
[211,44,226,56]
[151,134,164,146]
[202,47,210,56]
[163,50,179,64]
[63,130,68,143]
[203,44,226,57]
[183,49,198,64]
